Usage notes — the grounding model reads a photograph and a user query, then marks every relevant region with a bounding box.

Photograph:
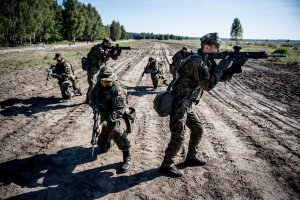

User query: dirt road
[0,41,299,199]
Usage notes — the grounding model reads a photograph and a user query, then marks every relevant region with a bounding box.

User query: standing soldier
[159,33,247,177]
[89,66,134,172]
[85,37,119,103]
[143,57,168,91]
[167,46,191,91]
[51,53,82,100]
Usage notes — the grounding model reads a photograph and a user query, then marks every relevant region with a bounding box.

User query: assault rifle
[206,45,286,73]
[91,101,101,160]
[107,44,132,56]
[207,45,286,59]
[45,65,55,86]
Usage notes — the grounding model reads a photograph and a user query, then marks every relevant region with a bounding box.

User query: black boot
[159,165,183,178]
[122,150,133,172]
[184,157,206,166]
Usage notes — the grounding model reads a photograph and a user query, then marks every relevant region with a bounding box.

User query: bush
[272,48,288,55]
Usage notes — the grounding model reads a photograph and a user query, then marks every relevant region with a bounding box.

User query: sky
[59,0,300,40]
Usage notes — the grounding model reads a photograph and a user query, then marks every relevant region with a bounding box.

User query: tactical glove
[215,59,232,72]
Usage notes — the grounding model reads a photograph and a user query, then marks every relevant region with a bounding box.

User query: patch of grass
[273,48,288,55]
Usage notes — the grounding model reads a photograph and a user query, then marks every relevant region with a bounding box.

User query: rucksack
[81,57,90,71]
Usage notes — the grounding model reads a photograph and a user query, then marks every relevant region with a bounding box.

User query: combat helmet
[148,57,155,62]
[200,32,222,49]
[53,53,63,60]
[97,66,116,82]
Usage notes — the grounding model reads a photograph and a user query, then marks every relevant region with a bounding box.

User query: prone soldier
[51,53,82,100]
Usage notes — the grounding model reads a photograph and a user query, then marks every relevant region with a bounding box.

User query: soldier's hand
[51,73,58,78]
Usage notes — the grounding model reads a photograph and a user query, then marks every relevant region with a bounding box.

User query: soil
[0,41,299,200]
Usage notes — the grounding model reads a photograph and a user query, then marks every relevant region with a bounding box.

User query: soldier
[167,46,191,91]
[89,66,133,172]
[85,37,119,103]
[143,57,168,91]
[159,33,247,177]
[51,53,82,100]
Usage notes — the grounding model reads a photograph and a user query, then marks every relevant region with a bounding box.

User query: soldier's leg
[86,67,99,101]
[60,81,73,99]
[186,108,203,159]
[97,124,113,153]
[162,98,188,167]
[111,119,132,172]
[151,73,159,89]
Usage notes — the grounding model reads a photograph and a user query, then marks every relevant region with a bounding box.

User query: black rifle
[207,45,286,59]
[206,45,286,73]
[45,65,55,86]
[91,100,101,160]
[107,44,132,56]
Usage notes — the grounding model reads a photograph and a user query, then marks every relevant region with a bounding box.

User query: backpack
[153,91,174,117]
[81,57,90,71]
[153,54,194,117]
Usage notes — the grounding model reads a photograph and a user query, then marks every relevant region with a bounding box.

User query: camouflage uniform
[52,55,80,99]
[168,47,190,90]
[86,38,118,102]
[144,57,167,89]
[89,66,133,172]
[161,33,235,176]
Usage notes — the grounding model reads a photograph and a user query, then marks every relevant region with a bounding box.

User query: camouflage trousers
[86,65,101,99]
[97,118,130,153]
[162,97,203,166]
[59,80,74,99]
[151,72,167,88]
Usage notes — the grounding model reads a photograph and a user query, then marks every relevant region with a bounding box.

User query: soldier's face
[202,44,218,53]
[104,41,111,47]
[101,80,113,87]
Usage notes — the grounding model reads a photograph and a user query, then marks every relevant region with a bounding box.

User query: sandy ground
[0,41,299,200]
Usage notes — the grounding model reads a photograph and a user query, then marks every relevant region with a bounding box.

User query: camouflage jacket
[87,43,111,68]
[52,61,75,82]
[89,80,128,123]
[172,50,189,67]
[145,60,163,74]
[172,52,231,103]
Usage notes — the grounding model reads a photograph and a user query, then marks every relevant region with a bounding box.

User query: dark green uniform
[168,50,190,89]
[89,66,133,173]
[144,59,167,89]
[52,61,77,99]
[162,52,232,167]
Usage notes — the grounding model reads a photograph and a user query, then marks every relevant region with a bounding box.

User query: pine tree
[230,18,243,44]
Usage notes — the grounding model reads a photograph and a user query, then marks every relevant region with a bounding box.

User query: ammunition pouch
[123,107,136,133]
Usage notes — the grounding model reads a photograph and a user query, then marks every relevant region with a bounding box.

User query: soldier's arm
[88,85,98,108]
[109,88,127,123]
[194,57,231,91]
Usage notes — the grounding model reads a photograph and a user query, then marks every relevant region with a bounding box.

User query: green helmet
[97,66,116,82]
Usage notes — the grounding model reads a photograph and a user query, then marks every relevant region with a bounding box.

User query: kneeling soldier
[51,53,82,100]
[89,66,133,172]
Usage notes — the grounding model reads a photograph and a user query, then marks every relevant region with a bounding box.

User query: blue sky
[59,0,300,40]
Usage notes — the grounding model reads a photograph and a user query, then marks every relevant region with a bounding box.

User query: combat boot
[121,150,133,172]
[184,157,206,166]
[159,165,183,178]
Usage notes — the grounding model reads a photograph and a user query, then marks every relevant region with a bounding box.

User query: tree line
[0,0,195,47]
[0,0,129,46]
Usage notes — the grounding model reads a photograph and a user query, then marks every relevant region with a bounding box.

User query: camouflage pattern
[144,58,167,88]
[52,60,77,99]
[169,49,190,89]
[89,79,131,152]
[86,43,112,100]
[162,52,231,167]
